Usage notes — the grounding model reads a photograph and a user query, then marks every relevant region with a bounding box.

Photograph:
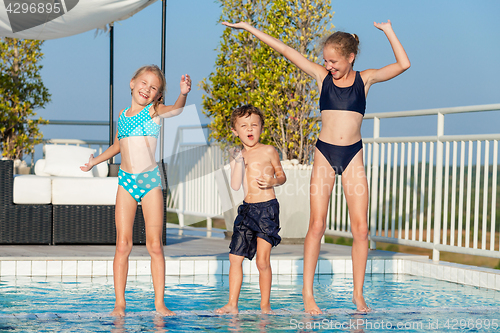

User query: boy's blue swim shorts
[229,198,281,260]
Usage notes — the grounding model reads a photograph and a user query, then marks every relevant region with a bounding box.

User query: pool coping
[1,255,499,292]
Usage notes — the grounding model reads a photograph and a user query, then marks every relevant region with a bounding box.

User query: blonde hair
[322,31,360,66]
[131,64,166,116]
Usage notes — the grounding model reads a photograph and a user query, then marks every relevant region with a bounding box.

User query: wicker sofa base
[0,205,53,244]
[53,204,167,245]
[1,159,167,245]
[1,160,52,244]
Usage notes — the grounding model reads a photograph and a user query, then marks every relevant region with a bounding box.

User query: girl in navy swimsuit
[223,20,410,313]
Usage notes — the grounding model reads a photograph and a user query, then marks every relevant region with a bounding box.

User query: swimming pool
[1,274,499,332]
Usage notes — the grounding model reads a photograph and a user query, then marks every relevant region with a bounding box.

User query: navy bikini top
[319,71,366,116]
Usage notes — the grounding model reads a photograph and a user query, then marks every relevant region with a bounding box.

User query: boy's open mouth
[247,134,254,140]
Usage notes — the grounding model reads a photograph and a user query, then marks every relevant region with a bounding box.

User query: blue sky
[38,0,500,151]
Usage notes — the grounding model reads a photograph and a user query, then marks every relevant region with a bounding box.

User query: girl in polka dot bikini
[81,65,191,316]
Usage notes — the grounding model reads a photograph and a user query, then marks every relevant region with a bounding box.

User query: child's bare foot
[352,296,371,313]
[261,304,275,314]
[215,304,238,314]
[155,304,176,316]
[110,304,126,317]
[302,290,322,314]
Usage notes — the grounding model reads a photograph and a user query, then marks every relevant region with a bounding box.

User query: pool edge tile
[331,259,344,274]
[371,259,384,274]
[471,271,480,287]
[127,260,137,277]
[365,260,372,275]
[77,261,92,277]
[136,260,151,276]
[166,260,180,276]
[1,261,15,276]
[278,259,292,275]
[222,260,230,275]
[17,261,31,276]
[208,260,222,275]
[479,272,488,288]
[92,261,107,276]
[345,259,353,274]
[107,261,113,277]
[291,259,303,275]
[194,260,210,275]
[47,261,62,276]
[384,259,397,274]
[32,261,47,277]
[62,261,76,276]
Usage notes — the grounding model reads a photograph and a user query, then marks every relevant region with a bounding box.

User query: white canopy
[0,0,157,40]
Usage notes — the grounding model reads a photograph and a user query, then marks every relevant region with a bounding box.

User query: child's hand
[222,22,252,30]
[256,175,275,189]
[374,20,392,32]
[80,154,94,172]
[180,74,191,96]
[229,147,243,163]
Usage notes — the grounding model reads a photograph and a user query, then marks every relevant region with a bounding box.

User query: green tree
[0,38,50,160]
[201,0,333,164]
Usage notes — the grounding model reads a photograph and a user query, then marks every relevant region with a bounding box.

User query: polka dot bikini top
[117,103,161,140]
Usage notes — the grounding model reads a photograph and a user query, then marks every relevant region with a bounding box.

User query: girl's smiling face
[323,45,354,79]
[130,71,162,106]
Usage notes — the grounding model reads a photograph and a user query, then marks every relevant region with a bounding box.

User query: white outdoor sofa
[2,144,166,245]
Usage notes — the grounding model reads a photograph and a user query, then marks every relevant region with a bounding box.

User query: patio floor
[0,223,426,261]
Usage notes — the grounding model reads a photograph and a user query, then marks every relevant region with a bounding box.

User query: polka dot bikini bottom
[118,167,162,202]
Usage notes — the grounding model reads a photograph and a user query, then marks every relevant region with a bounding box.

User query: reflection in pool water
[1,274,499,332]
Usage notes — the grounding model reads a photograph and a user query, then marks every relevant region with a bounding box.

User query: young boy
[216,105,286,315]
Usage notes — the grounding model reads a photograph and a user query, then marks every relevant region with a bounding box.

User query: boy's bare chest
[243,154,272,175]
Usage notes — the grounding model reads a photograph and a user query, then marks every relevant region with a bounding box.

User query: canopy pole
[109,23,114,162]
[160,0,167,161]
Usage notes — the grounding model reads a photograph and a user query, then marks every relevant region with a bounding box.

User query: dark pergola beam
[109,23,114,154]
[160,0,167,161]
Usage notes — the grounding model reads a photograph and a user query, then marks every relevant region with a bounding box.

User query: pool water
[1,274,499,332]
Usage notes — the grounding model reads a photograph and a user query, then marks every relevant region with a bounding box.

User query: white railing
[39,105,500,254]
[165,125,226,235]
[41,138,108,154]
[325,103,500,261]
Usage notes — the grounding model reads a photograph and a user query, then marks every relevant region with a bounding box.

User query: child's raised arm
[229,147,245,191]
[156,74,192,118]
[222,22,326,82]
[363,20,410,86]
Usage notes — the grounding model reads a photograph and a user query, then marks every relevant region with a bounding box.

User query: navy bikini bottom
[315,139,363,175]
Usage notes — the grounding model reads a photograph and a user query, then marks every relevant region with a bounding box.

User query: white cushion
[13,175,52,204]
[92,161,109,177]
[36,157,108,177]
[34,159,51,176]
[43,145,95,178]
[52,177,118,205]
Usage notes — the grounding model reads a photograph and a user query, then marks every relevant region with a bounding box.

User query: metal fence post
[370,117,380,250]
[433,112,444,261]
[177,129,185,236]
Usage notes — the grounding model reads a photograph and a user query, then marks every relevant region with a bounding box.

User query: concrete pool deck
[1,223,500,292]
[0,223,424,260]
